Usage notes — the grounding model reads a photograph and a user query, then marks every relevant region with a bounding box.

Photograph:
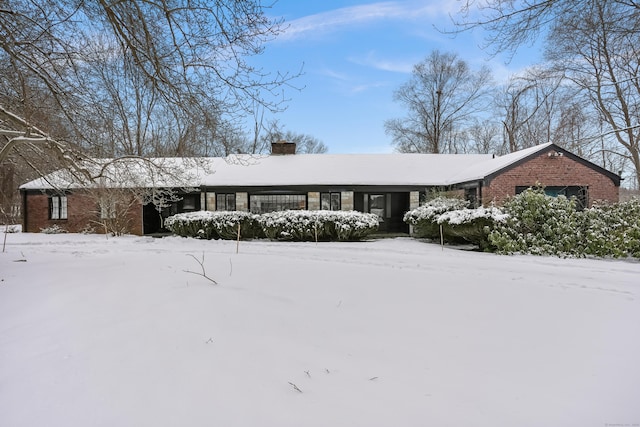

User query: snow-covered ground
[1,232,639,427]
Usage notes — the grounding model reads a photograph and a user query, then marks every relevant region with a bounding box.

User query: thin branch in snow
[183,252,217,284]
[288,382,303,393]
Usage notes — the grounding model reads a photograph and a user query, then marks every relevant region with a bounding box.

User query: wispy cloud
[317,66,389,94]
[348,51,416,73]
[317,67,350,81]
[278,1,451,41]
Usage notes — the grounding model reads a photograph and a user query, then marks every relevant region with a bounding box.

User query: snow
[1,233,639,427]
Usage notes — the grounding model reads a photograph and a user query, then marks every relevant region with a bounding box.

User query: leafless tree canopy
[260,120,328,154]
[385,50,492,154]
[0,0,298,163]
[454,0,640,187]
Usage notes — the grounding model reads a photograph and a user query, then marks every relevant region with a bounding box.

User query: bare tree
[455,0,640,186]
[260,120,328,154]
[0,0,298,165]
[547,1,640,186]
[495,69,564,152]
[468,121,501,154]
[384,50,492,153]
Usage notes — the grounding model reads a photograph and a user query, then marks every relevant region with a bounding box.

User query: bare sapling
[184,252,218,284]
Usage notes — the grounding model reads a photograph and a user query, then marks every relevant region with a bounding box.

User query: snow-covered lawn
[1,233,639,427]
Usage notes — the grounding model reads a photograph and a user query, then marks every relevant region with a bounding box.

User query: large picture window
[516,186,588,209]
[49,195,68,220]
[320,192,341,210]
[216,193,236,211]
[249,194,306,214]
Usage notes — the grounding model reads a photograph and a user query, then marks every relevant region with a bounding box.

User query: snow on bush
[436,206,508,249]
[403,197,469,238]
[489,188,581,256]
[579,198,640,258]
[164,211,260,240]
[489,189,640,258]
[436,206,508,225]
[40,224,68,234]
[257,210,379,241]
[165,210,379,241]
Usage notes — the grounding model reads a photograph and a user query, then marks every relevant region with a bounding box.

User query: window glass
[50,195,68,220]
[100,200,116,219]
[250,194,306,214]
[216,193,236,211]
[369,194,385,219]
[321,193,331,210]
[331,192,341,211]
[182,195,196,210]
[320,192,341,210]
[515,186,588,210]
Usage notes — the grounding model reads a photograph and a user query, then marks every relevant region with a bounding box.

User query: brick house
[19,142,621,235]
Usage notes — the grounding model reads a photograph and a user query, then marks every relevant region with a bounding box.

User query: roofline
[483,143,621,187]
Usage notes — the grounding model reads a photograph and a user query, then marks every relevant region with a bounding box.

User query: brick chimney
[271,140,296,155]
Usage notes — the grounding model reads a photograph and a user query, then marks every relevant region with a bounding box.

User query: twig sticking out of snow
[184,252,217,284]
[288,382,303,393]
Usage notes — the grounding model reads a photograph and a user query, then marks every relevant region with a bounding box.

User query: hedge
[165,210,379,241]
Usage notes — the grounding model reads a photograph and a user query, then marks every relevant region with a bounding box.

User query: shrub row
[489,188,640,258]
[165,210,380,241]
[403,197,506,248]
[405,190,640,258]
[164,211,260,240]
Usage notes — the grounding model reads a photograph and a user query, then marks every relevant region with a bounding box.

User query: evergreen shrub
[488,188,581,256]
[403,197,469,239]
[164,211,260,240]
[165,210,379,241]
[257,210,379,241]
[437,206,508,249]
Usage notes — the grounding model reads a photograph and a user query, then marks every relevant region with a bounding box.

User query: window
[368,194,386,219]
[464,188,478,207]
[100,200,116,219]
[216,193,236,211]
[516,186,588,209]
[49,195,68,220]
[182,195,197,211]
[320,192,341,210]
[249,194,306,214]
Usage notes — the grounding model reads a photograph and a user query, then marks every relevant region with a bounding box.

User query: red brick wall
[23,191,144,235]
[483,152,619,206]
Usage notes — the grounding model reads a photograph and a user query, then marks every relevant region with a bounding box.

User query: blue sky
[255,0,542,153]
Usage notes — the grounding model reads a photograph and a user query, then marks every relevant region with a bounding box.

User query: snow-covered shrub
[403,197,469,238]
[579,198,640,258]
[165,211,260,240]
[80,224,97,234]
[40,224,68,234]
[258,210,379,241]
[437,206,507,249]
[488,188,581,256]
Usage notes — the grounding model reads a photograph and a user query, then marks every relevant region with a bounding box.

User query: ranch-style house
[19,142,621,235]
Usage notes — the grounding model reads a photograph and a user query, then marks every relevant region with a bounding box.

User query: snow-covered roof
[447,142,554,183]
[201,153,492,187]
[20,143,560,190]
